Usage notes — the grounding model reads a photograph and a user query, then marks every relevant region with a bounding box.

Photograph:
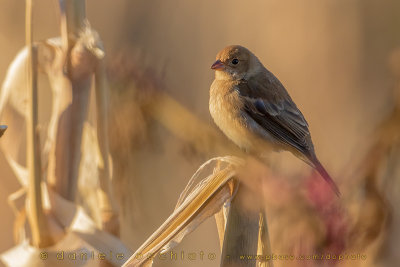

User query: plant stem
[48,0,90,200]
[221,183,260,267]
[257,210,273,267]
[95,57,120,236]
[25,0,52,248]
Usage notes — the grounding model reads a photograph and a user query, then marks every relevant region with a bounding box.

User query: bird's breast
[209,80,254,150]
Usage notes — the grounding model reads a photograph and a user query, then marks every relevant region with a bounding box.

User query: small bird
[209,45,340,196]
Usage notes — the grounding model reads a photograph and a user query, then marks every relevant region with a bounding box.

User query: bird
[209,45,340,196]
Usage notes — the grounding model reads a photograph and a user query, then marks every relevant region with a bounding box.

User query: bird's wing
[238,71,340,196]
[237,72,314,157]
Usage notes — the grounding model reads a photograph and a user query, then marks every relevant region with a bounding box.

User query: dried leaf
[0,187,131,267]
[123,156,243,267]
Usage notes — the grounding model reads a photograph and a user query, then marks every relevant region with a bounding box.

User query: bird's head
[211,45,263,81]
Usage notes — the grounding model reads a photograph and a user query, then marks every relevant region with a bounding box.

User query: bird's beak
[211,60,224,70]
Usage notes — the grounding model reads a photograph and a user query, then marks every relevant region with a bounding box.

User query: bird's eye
[231,58,239,65]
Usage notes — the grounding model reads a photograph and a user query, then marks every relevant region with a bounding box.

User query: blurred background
[0,0,399,266]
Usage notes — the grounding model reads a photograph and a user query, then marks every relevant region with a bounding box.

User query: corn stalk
[44,0,119,238]
[95,57,120,236]
[220,184,260,267]
[47,0,90,201]
[25,0,53,248]
[220,183,273,267]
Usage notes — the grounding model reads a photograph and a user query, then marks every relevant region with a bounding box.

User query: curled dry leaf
[122,156,244,267]
[0,39,64,186]
[0,185,131,267]
[0,23,106,185]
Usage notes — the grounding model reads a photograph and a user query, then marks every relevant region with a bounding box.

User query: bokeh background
[1,1,400,266]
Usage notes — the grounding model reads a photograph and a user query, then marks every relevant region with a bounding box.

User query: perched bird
[209,45,340,196]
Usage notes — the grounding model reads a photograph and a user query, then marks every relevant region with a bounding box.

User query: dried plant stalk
[257,211,273,267]
[25,0,53,248]
[221,184,260,267]
[95,57,120,236]
[214,160,231,251]
[47,0,91,200]
[60,0,86,53]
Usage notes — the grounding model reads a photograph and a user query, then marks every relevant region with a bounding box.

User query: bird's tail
[311,158,341,197]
